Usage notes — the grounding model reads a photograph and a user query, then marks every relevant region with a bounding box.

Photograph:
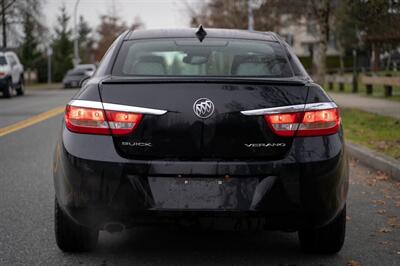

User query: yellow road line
[0,106,65,137]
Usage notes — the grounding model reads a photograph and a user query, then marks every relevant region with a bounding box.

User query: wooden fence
[360,75,400,96]
[326,74,399,97]
[326,74,355,92]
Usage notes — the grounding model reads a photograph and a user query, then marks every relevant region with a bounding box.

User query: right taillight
[264,108,340,137]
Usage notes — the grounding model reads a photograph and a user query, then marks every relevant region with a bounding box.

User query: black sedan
[62,68,90,88]
[53,27,348,254]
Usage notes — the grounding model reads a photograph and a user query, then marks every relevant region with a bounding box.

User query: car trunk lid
[99,78,308,160]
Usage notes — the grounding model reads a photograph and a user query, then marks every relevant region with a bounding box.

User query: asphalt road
[0,90,399,265]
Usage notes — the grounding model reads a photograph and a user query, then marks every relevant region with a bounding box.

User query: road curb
[346,142,400,181]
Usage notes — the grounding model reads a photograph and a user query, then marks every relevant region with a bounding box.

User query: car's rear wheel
[3,81,13,98]
[16,76,24,96]
[54,198,99,252]
[298,205,346,254]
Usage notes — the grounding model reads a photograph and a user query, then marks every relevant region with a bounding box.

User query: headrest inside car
[131,55,167,75]
[231,55,271,76]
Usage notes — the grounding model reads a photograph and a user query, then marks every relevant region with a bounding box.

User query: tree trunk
[313,0,330,85]
[372,42,380,71]
[316,37,328,84]
[338,44,345,75]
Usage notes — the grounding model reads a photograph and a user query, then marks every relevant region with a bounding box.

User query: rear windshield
[0,56,7,65]
[68,69,87,76]
[112,38,294,77]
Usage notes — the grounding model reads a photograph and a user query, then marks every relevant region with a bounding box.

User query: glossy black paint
[53,28,348,231]
[54,126,347,229]
[100,81,308,159]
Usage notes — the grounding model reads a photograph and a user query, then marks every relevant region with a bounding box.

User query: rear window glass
[112,38,294,77]
[68,69,87,76]
[0,56,7,65]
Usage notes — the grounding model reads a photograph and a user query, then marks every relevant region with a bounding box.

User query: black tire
[298,205,346,254]
[54,198,99,252]
[3,81,12,98]
[16,76,24,96]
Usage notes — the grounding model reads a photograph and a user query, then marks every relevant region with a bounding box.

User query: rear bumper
[53,126,349,230]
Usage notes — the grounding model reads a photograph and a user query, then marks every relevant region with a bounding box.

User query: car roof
[68,68,87,74]
[76,64,95,68]
[126,28,279,42]
[0,51,16,56]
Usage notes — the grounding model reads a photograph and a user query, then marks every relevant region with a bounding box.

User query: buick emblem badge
[193,98,215,118]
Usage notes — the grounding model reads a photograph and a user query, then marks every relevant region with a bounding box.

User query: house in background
[278,16,340,57]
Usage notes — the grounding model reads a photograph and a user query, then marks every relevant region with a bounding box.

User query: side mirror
[79,76,90,88]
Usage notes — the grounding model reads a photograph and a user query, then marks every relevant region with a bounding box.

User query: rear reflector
[65,105,142,135]
[264,108,340,137]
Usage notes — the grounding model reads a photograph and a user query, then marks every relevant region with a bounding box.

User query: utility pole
[1,0,6,48]
[248,0,254,31]
[47,47,52,85]
[73,0,81,67]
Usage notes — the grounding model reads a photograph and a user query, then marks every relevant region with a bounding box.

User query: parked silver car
[0,51,24,98]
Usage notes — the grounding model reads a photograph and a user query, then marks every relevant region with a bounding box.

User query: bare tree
[0,0,44,48]
[187,0,333,83]
[188,0,305,31]
[0,0,16,47]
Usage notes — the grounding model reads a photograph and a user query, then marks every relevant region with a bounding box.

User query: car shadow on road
[69,226,342,265]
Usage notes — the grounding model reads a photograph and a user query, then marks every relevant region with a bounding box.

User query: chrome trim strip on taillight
[303,102,338,111]
[69,99,103,109]
[68,100,168,115]
[240,102,337,116]
[102,102,167,115]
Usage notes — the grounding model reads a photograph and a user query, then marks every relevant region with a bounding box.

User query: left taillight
[65,105,142,135]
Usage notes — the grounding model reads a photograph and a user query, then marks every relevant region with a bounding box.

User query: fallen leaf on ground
[367,179,376,186]
[375,172,389,181]
[346,215,351,221]
[388,217,400,228]
[371,200,386,205]
[379,241,389,245]
[379,227,393,233]
[347,260,362,266]
[377,210,386,214]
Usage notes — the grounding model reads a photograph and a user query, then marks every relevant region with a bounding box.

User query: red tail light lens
[106,111,142,135]
[65,105,110,135]
[265,112,303,137]
[264,108,340,137]
[65,105,142,135]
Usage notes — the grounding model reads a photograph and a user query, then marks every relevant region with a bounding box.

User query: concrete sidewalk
[328,92,400,119]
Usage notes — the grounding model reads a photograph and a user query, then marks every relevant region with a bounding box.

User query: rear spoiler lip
[101,76,309,86]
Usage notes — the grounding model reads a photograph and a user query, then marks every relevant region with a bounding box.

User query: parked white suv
[0,51,24,98]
